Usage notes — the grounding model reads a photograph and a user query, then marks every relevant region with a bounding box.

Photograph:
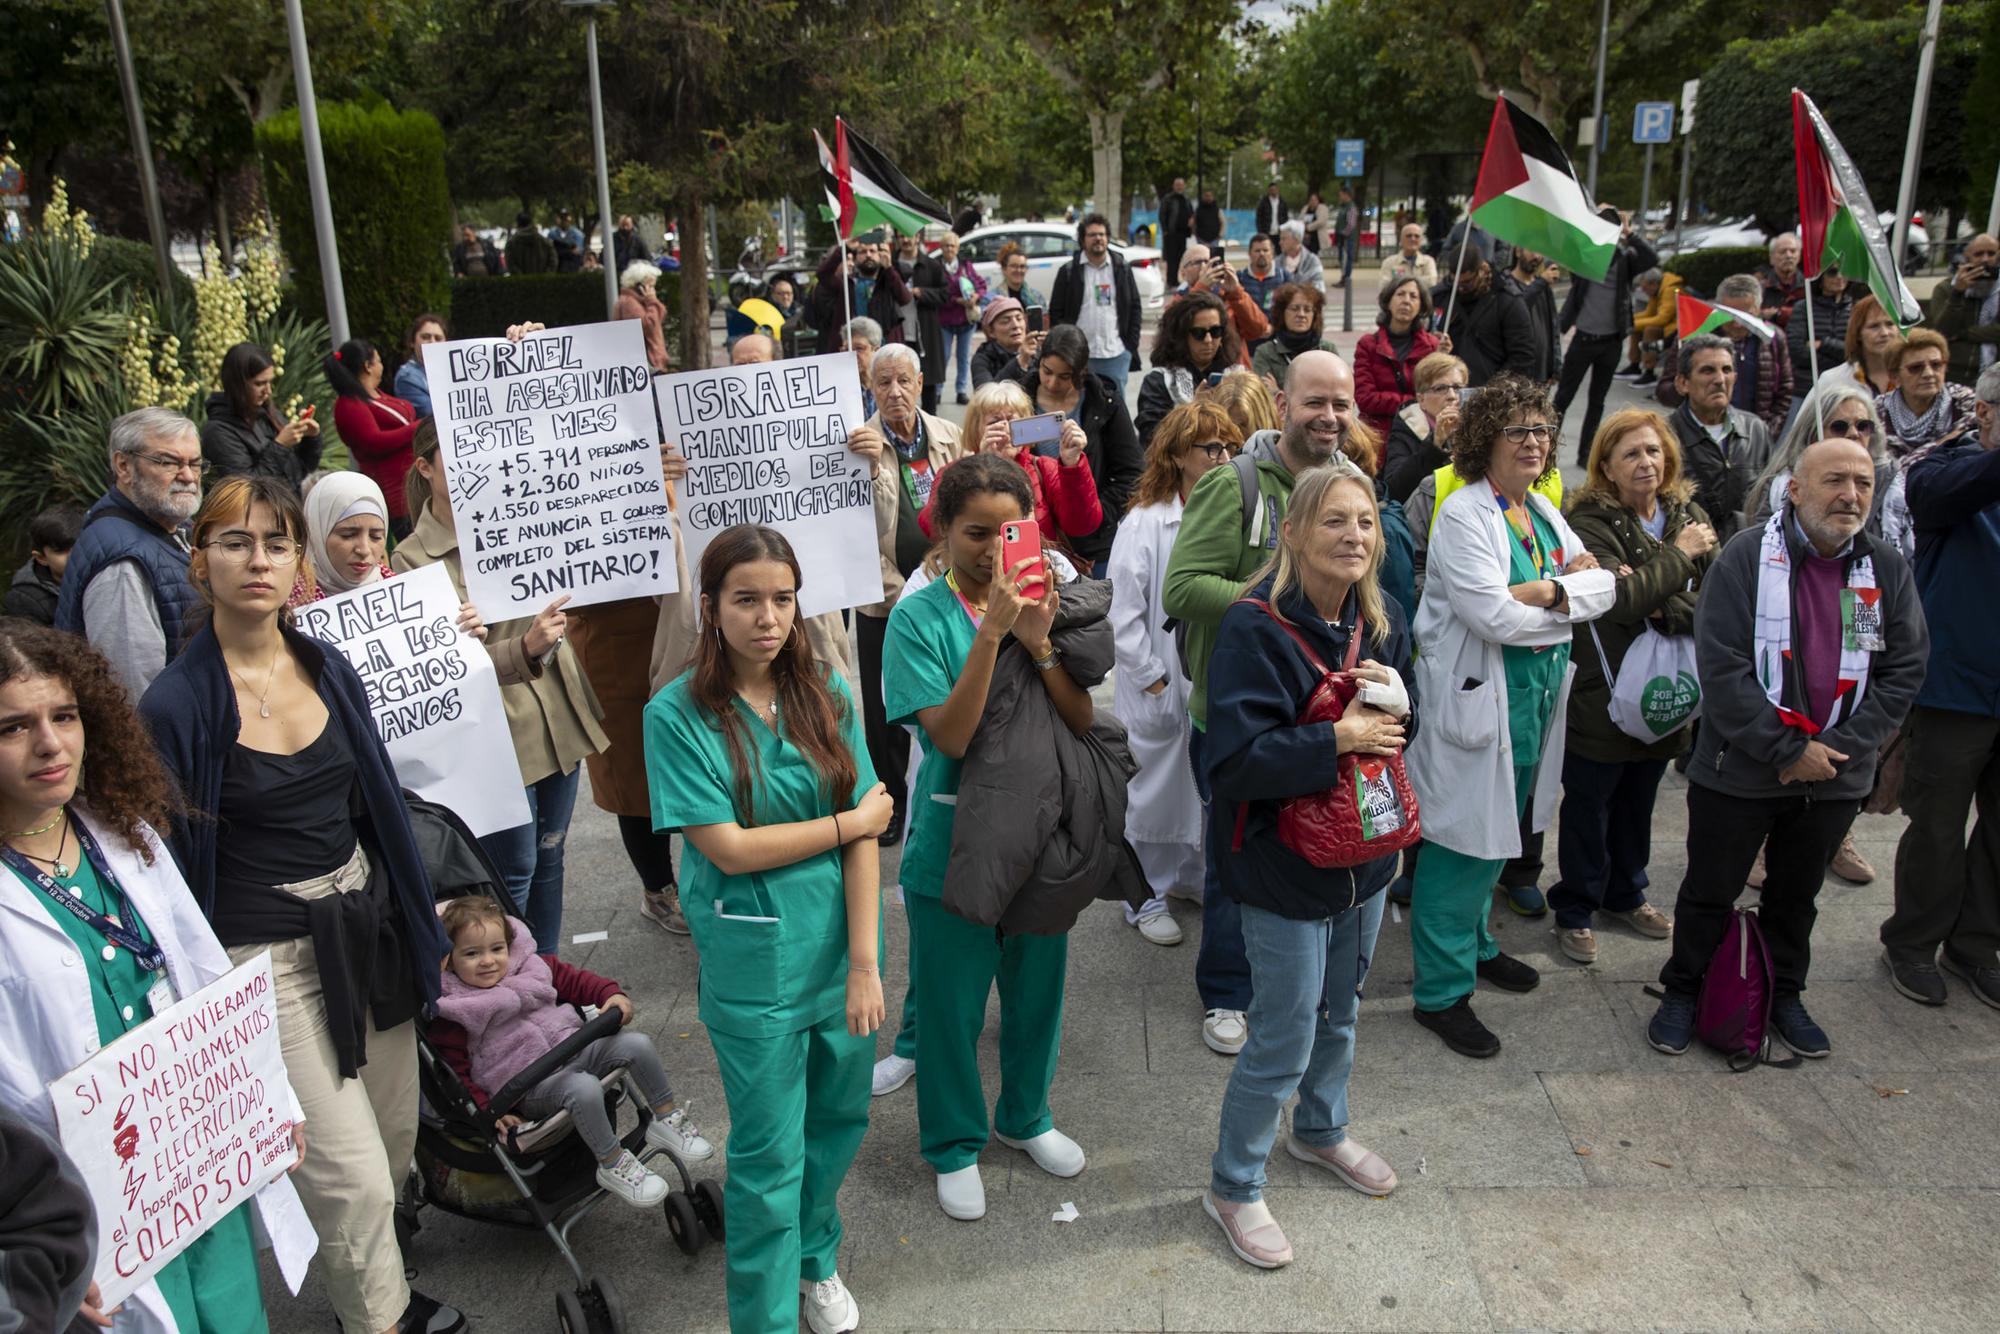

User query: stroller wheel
[586,1277,625,1334]
[555,1287,588,1334]
[693,1178,726,1241]
[664,1190,703,1255]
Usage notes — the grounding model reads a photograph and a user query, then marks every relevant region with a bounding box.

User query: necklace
[229,645,282,719]
[738,687,779,719]
[5,810,64,839]
[12,813,73,879]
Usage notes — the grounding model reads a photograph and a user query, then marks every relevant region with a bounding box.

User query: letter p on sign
[1632,102,1674,145]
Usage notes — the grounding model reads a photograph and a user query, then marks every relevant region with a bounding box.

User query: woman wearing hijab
[288,473,487,650]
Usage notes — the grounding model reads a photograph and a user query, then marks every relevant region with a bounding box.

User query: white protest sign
[296,563,530,836]
[423,321,678,621]
[654,352,884,618]
[50,952,296,1310]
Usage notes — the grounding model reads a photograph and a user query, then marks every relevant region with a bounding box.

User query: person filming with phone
[1927,234,2000,388]
[919,381,1103,548]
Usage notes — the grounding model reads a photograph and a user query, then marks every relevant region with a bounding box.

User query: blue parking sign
[1335,139,1365,179]
[1632,103,1674,144]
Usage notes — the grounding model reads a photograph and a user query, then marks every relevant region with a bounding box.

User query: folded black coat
[943,576,1149,934]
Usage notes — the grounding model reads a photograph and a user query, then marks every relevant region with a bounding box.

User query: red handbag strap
[1233,597,1362,677]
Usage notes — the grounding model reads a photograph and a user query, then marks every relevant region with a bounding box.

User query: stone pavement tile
[1882,991,2000,1070]
[1777,979,1946,1076]
[1813,1069,2000,1188]
[1052,974,1153,1077]
[1344,1064,1587,1189]
[1451,1187,1851,1333]
[1373,974,1648,1076]
[1805,903,1903,984]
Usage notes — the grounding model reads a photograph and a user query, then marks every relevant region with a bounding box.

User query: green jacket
[1563,490,1716,764]
[1161,429,1296,730]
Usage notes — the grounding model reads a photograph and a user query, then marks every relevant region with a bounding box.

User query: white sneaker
[871,1053,915,1097]
[1166,884,1205,903]
[936,1164,986,1220]
[1203,1009,1248,1055]
[1135,911,1184,946]
[800,1273,860,1334]
[994,1127,1085,1178]
[595,1150,668,1207]
[644,1105,714,1162]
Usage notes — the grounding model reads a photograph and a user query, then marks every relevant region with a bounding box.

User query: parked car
[956,222,1167,307]
[1653,213,1928,272]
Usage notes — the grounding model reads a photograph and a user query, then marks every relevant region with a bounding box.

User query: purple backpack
[1695,908,1779,1069]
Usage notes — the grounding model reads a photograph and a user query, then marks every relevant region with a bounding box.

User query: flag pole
[1802,279,1824,439]
[1441,234,1472,338]
[837,118,854,348]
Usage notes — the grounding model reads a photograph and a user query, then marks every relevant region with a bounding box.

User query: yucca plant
[0,234,130,416]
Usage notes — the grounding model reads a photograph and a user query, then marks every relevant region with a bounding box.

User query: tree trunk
[210,177,234,268]
[676,189,711,370]
[1088,108,1126,237]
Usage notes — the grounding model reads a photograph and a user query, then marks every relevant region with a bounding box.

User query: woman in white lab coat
[0,622,314,1333]
[1403,375,1615,1060]
[1107,400,1246,945]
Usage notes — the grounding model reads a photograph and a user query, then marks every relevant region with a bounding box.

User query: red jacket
[1352,326,1439,437]
[334,393,420,521]
[429,955,624,1109]
[919,449,1104,543]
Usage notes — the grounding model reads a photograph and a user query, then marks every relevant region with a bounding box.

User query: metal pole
[1675,133,1693,256]
[283,0,347,345]
[1639,144,1654,230]
[1890,0,1944,270]
[1988,156,2000,238]
[104,0,174,294]
[583,10,618,318]
[1586,0,1610,199]
[1804,276,1825,440]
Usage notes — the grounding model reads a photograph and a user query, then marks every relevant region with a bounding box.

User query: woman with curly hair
[1137,291,1244,448]
[1401,374,1615,1059]
[0,622,315,1333]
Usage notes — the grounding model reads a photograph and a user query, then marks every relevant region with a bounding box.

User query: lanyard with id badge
[2,818,175,1018]
[1842,587,1886,652]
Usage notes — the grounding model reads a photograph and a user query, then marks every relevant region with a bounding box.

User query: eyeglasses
[1189,326,1225,341]
[135,451,209,476]
[1421,382,1464,396]
[204,536,299,565]
[1826,418,1878,438]
[1194,442,1235,462]
[1500,424,1555,443]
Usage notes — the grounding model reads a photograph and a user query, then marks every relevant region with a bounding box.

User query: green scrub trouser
[906,891,1069,1173]
[709,1008,872,1334]
[154,1204,268,1334]
[1411,763,1536,1013]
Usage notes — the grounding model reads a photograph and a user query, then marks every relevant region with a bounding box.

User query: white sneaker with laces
[800,1273,860,1334]
[871,1053,915,1097]
[595,1150,668,1207]
[1203,1008,1248,1055]
[994,1127,1086,1177]
[1136,912,1184,946]
[644,1105,714,1162]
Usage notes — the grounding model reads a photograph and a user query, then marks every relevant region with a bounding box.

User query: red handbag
[1230,598,1422,869]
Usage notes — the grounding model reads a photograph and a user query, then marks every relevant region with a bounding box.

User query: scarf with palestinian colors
[1754,509,1876,734]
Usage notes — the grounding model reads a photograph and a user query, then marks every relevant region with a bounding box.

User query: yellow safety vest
[1431,462,1565,530]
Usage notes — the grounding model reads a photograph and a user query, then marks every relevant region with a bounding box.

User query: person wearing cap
[972,297,1042,391]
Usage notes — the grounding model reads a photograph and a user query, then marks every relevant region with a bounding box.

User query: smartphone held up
[1000,519,1047,603]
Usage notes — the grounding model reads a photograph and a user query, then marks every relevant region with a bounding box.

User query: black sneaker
[1633,370,1658,387]
[1613,363,1643,378]
[1769,997,1830,1058]
[1413,998,1501,1058]
[1476,952,1541,993]
[1941,951,2000,1009]
[400,1292,467,1334]
[1882,947,1946,1006]
[1647,991,1697,1055]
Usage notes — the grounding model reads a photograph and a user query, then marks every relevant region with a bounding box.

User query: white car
[956,223,1168,308]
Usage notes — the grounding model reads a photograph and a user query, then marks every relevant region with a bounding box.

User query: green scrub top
[882,578,980,902]
[1501,504,1572,771]
[19,856,163,1041]
[645,669,877,1040]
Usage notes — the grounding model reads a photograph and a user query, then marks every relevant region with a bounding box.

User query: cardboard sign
[654,352,884,618]
[295,563,530,836]
[49,953,295,1309]
[424,321,678,620]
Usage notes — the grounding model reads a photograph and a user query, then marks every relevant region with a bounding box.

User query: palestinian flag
[814,119,952,241]
[1469,95,1622,282]
[1792,90,1921,325]
[1677,291,1779,344]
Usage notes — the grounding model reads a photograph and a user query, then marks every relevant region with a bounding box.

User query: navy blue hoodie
[1204,573,1418,918]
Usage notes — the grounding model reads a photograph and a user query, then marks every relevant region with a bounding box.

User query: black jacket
[1205,576,1417,918]
[1193,201,1223,244]
[1557,235,1659,339]
[199,391,321,490]
[1381,406,1447,505]
[452,237,501,277]
[1437,286,1537,385]
[998,362,1144,564]
[1787,286,1853,382]
[1049,250,1143,364]
[3,559,58,625]
[1668,400,1774,546]
[1255,194,1288,236]
[971,338,1019,390]
[898,252,949,384]
[1499,271,1562,380]
[1159,191,1192,248]
[503,226,555,276]
[810,245,912,350]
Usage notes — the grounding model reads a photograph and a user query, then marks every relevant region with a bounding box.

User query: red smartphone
[1000,518,1046,603]
[301,404,316,419]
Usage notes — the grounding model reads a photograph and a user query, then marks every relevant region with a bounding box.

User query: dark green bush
[447,271,680,348]
[88,236,195,306]
[256,101,453,355]
[1663,247,1768,300]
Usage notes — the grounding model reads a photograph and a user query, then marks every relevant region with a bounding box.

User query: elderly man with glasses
[53,408,207,699]
[1380,224,1438,288]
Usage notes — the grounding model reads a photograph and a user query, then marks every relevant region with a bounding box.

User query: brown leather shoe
[1831,834,1876,884]
[1202,1192,1294,1268]
[1607,903,1672,939]
[1285,1136,1398,1196]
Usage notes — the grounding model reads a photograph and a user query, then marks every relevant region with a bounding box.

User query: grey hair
[619,260,662,290]
[1770,233,1801,256]
[1716,273,1763,304]
[1976,362,2000,405]
[1676,334,1734,380]
[844,316,883,349]
[107,407,196,469]
[1639,267,1664,286]
[1743,382,1885,529]
[870,341,921,385]
[1278,220,1305,242]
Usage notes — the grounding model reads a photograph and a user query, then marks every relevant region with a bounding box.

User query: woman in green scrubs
[882,453,1099,1224]
[644,525,893,1334]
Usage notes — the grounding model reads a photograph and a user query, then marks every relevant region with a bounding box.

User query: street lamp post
[565,1,620,320]
[1890,0,1944,270]
[1586,0,1610,199]
[103,0,174,294]
[283,0,349,345]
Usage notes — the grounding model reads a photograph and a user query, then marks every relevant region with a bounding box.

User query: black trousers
[856,611,911,811]
[1660,782,1861,998]
[1883,707,2000,963]
[616,813,677,893]
[1555,331,1624,462]
[1551,753,1669,928]
[1500,810,1544,890]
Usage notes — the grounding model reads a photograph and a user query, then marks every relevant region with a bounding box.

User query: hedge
[256,101,453,355]
[448,271,682,346]
[1662,247,1767,301]
[89,236,194,307]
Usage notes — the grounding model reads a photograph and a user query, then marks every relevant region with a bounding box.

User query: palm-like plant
[0,235,130,416]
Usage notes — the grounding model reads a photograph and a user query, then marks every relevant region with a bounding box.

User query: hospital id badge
[1842,588,1885,652]
[145,971,175,1016]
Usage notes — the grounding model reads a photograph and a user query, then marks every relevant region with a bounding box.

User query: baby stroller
[398,793,724,1334]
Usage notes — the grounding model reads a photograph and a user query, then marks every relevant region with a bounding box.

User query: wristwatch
[1031,643,1063,672]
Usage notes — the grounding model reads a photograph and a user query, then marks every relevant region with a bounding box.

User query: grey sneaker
[1882,947,1946,1006]
[1941,951,2000,1009]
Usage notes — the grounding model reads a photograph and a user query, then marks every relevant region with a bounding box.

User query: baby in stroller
[430,896,713,1206]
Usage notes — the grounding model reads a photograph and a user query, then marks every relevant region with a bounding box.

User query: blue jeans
[1339,232,1358,283]
[1189,727,1253,1012]
[479,766,583,951]
[1550,753,1667,929]
[1211,894,1386,1202]
[1089,352,1130,401]
[943,323,976,396]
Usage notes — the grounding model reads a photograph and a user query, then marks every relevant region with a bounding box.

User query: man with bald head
[1928,233,2000,387]
[730,331,776,365]
[1163,349,1360,1055]
[1649,435,1927,1059]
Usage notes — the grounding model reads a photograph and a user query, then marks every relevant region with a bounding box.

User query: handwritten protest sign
[654,352,884,618]
[296,563,529,836]
[424,321,678,621]
[50,952,295,1309]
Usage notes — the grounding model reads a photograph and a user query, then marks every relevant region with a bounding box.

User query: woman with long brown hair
[644,524,891,1334]
[199,341,323,489]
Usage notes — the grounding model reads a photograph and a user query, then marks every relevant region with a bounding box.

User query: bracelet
[833,812,843,845]
[849,964,879,975]
[1031,643,1062,672]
